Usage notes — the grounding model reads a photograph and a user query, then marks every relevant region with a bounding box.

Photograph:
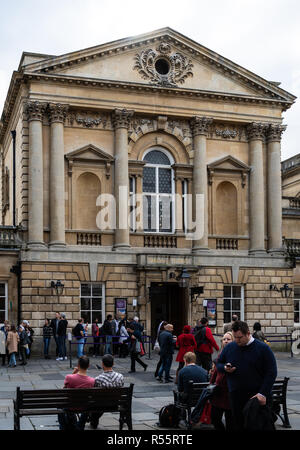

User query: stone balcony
[0,226,22,249]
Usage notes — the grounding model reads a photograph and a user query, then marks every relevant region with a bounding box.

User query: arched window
[142,149,174,233]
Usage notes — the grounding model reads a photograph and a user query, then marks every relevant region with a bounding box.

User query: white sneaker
[56,357,60,361]
[64,357,68,360]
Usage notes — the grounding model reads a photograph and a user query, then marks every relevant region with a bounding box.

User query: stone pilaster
[112,108,134,249]
[190,116,213,252]
[246,122,268,255]
[266,123,287,254]
[48,103,69,247]
[26,101,47,248]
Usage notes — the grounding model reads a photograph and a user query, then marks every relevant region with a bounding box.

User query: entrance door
[150,282,188,338]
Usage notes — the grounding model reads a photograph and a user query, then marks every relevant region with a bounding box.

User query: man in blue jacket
[217,320,277,430]
[157,323,176,383]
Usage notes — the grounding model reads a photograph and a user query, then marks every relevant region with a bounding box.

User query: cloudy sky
[0,0,299,160]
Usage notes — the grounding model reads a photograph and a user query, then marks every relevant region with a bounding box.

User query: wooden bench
[173,381,209,429]
[271,377,291,428]
[14,384,134,431]
[173,377,291,430]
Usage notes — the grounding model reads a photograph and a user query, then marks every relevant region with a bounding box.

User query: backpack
[194,326,207,347]
[158,404,181,428]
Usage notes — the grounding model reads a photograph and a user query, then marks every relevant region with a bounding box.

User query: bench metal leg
[282,402,291,428]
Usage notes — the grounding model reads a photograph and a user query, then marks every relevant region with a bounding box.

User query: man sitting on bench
[89,354,124,429]
[58,355,95,430]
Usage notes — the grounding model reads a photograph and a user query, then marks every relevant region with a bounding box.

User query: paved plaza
[1,350,300,431]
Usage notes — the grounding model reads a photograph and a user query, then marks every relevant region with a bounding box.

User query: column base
[49,241,66,249]
[248,249,267,256]
[192,247,211,254]
[112,244,131,251]
[268,247,286,256]
[27,241,47,250]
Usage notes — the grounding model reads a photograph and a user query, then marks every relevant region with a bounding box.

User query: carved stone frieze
[190,116,213,137]
[266,123,287,142]
[48,103,69,124]
[133,41,193,87]
[67,111,112,129]
[25,101,47,122]
[209,124,247,141]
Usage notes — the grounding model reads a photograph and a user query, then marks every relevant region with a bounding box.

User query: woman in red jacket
[209,331,234,431]
[175,325,196,383]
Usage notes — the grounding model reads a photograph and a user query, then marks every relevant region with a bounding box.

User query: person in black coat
[50,312,61,357]
[127,325,147,373]
[57,313,68,361]
[157,324,176,383]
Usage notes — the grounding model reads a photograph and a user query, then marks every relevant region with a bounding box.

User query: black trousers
[195,351,212,371]
[130,351,147,371]
[229,390,258,430]
[155,357,162,377]
[211,405,235,431]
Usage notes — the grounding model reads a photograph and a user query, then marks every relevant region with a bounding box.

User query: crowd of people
[0,319,35,367]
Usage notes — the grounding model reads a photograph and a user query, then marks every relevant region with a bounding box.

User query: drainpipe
[10,261,21,325]
[10,130,16,228]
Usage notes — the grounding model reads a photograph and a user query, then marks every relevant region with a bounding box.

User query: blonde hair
[222,331,234,348]
[183,352,196,364]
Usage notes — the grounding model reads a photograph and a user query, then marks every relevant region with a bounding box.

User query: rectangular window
[223,285,244,324]
[0,283,7,325]
[294,286,300,324]
[80,283,105,324]
[129,176,136,232]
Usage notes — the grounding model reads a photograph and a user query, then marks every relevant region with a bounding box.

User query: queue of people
[0,319,35,367]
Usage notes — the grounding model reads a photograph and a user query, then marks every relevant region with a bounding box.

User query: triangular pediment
[208,155,250,172]
[21,28,295,103]
[65,144,114,162]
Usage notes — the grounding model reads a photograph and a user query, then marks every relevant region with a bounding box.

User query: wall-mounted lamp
[269,283,293,298]
[169,268,191,288]
[50,280,64,297]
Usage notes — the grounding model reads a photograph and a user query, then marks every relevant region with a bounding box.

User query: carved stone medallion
[133,41,193,87]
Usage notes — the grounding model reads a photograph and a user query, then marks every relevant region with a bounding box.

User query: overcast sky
[0,0,299,160]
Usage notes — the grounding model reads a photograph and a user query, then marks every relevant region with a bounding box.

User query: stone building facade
[0,28,299,345]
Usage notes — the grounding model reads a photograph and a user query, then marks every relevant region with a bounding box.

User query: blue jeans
[77,338,85,358]
[58,336,66,358]
[9,352,16,367]
[43,338,51,356]
[158,354,173,380]
[105,335,112,355]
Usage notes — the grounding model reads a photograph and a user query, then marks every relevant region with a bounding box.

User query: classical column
[190,116,213,252]
[246,122,267,255]
[26,101,47,248]
[266,123,286,253]
[48,103,69,247]
[112,108,134,249]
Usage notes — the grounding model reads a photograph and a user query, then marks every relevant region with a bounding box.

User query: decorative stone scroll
[246,122,268,141]
[25,101,47,122]
[190,116,213,137]
[266,123,287,142]
[133,41,193,87]
[112,108,134,129]
[48,103,69,124]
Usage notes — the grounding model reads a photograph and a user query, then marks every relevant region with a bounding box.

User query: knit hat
[183,325,191,333]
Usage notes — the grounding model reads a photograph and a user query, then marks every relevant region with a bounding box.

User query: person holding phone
[217,321,277,430]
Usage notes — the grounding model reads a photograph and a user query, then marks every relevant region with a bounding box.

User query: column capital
[112,108,134,129]
[266,123,287,143]
[25,101,47,122]
[48,103,69,124]
[246,122,268,141]
[190,116,213,137]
